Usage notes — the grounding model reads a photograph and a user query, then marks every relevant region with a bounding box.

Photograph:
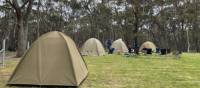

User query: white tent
[81,38,105,56]
[111,39,128,53]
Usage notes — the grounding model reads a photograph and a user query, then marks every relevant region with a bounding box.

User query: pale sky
[0,0,4,17]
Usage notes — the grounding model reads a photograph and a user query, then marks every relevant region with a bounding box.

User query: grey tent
[81,38,105,56]
[7,31,88,87]
[111,39,128,53]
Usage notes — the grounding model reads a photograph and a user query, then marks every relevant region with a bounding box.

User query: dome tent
[81,38,105,56]
[111,38,128,53]
[139,41,157,51]
[7,31,88,87]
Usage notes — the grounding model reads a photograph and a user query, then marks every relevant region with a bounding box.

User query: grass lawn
[1,53,200,88]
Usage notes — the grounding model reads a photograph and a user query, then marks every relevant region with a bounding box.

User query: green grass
[1,53,200,88]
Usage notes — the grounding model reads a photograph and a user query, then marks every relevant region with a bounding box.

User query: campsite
[1,0,200,88]
[1,53,200,88]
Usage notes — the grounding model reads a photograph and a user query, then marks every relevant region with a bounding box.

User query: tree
[6,0,33,57]
[0,0,200,53]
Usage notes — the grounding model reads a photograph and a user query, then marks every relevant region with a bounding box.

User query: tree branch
[6,0,15,9]
[6,0,22,20]
[20,0,29,9]
[24,0,33,21]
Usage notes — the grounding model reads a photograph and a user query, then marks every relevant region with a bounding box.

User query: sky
[0,0,4,17]
[0,12,4,17]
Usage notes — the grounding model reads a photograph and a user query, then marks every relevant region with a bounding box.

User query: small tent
[111,39,128,53]
[139,41,156,51]
[81,38,105,56]
[7,31,88,87]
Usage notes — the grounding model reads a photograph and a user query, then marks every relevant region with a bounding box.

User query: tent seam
[58,32,78,85]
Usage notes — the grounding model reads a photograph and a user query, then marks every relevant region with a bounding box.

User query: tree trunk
[16,18,27,57]
[186,29,190,52]
[132,1,139,51]
[7,0,33,57]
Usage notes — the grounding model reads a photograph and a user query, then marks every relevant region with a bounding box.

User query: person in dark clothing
[108,48,115,54]
[133,42,139,54]
[106,39,112,50]
[107,39,115,54]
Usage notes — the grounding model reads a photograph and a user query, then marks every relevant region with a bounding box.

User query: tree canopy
[0,0,200,56]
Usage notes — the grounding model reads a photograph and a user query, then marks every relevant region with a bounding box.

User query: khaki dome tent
[81,38,105,56]
[111,39,128,53]
[7,31,88,87]
[139,41,156,51]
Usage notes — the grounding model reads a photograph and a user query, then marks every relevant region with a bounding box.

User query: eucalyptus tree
[5,0,33,57]
[0,0,200,53]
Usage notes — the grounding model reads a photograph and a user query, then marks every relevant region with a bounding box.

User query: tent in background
[111,39,128,53]
[81,38,105,56]
[139,41,157,51]
[7,31,88,87]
